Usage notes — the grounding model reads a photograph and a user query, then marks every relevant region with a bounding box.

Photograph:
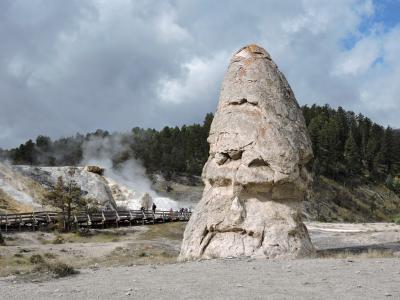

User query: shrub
[49,262,78,277]
[44,252,56,259]
[138,252,148,257]
[33,261,78,278]
[0,233,5,246]
[30,254,45,264]
[52,235,65,244]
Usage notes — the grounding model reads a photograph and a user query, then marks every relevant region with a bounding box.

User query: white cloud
[0,0,399,148]
[334,37,382,76]
[157,52,227,104]
[359,26,400,114]
[155,9,191,43]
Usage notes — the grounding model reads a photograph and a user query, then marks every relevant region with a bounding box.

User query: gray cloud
[0,0,398,148]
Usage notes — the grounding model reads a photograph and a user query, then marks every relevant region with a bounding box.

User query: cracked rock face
[179,44,314,260]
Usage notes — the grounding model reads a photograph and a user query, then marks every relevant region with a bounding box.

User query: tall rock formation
[179,44,314,260]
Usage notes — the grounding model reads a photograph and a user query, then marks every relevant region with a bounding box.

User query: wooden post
[32,212,37,232]
[102,211,106,229]
[74,214,78,232]
[142,210,146,225]
[87,214,91,229]
[129,211,133,227]
[115,211,120,228]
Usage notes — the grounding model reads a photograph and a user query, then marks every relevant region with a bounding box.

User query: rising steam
[80,135,178,210]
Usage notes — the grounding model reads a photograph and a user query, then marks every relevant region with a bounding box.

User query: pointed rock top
[233,44,271,61]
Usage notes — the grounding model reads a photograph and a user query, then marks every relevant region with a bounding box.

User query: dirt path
[1,258,400,299]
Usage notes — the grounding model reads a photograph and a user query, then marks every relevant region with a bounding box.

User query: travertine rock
[179,44,314,260]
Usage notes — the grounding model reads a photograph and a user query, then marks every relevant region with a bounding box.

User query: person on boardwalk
[140,206,145,218]
[152,202,157,214]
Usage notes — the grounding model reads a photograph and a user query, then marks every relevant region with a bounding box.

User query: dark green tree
[344,131,362,175]
[42,176,96,231]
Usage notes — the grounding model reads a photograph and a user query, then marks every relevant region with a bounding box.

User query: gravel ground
[1,258,400,299]
[1,222,400,299]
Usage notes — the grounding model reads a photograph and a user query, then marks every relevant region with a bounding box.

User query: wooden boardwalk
[0,209,191,232]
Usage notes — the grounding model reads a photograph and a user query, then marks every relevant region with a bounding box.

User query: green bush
[393,216,400,225]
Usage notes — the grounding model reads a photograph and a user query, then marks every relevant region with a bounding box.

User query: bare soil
[1,222,400,299]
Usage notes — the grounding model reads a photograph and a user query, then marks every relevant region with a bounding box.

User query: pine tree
[375,127,395,175]
[365,124,384,176]
[344,132,362,175]
[42,176,96,231]
[318,118,341,178]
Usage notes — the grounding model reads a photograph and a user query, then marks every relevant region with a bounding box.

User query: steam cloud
[80,135,179,210]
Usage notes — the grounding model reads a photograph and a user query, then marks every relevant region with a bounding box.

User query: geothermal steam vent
[179,45,314,260]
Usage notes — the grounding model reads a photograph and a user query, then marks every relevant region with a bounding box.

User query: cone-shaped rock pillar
[179,44,314,260]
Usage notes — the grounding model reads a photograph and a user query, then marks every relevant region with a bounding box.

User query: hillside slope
[305,176,400,222]
[0,163,47,213]
[1,163,399,222]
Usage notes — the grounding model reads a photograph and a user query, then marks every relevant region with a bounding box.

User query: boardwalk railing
[0,209,191,232]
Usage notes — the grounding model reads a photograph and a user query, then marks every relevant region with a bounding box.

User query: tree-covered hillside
[303,105,400,184]
[1,105,399,187]
[2,104,400,221]
[0,113,213,178]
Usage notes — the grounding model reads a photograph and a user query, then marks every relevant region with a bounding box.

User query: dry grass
[0,252,33,277]
[103,241,179,266]
[33,260,78,278]
[0,251,77,279]
[318,248,395,259]
[35,230,129,245]
[0,223,187,278]
[137,222,186,241]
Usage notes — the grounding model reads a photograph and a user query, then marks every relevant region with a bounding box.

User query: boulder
[179,44,314,260]
[85,165,105,176]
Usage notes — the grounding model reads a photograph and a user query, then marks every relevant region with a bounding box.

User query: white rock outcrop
[13,165,117,209]
[179,44,314,260]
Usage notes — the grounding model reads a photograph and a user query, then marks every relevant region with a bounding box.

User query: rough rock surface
[179,44,314,260]
[0,162,45,212]
[1,164,179,212]
[13,165,117,209]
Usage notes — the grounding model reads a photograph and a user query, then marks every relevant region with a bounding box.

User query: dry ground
[0,222,400,299]
[1,258,400,299]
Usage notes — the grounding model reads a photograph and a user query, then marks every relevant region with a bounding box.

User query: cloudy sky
[1,0,399,148]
